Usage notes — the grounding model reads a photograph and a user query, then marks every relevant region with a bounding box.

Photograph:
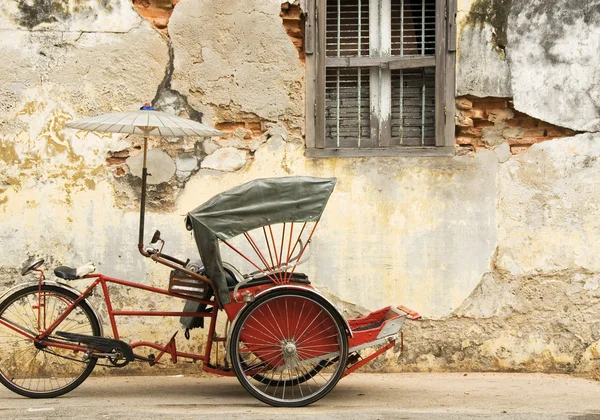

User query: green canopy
[186,177,336,304]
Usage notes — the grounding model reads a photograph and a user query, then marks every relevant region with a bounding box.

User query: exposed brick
[506,118,539,129]
[107,157,127,166]
[132,0,176,33]
[289,37,304,50]
[110,150,130,158]
[245,122,263,132]
[456,136,477,145]
[457,145,475,154]
[473,120,495,128]
[523,128,548,138]
[454,95,582,152]
[280,4,303,19]
[281,2,305,63]
[546,128,576,137]
[215,122,246,131]
[487,108,514,123]
[467,108,485,120]
[456,116,474,128]
[456,97,473,110]
[506,136,553,146]
[472,99,509,109]
[510,146,531,154]
[458,127,483,137]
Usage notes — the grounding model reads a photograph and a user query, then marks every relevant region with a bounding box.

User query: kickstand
[155,331,179,364]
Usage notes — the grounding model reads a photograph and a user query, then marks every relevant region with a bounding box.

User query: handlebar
[144,247,189,267]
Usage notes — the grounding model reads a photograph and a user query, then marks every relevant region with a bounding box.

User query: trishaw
[0,110,419,407]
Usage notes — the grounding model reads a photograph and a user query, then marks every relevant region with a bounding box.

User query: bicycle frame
[0,271,224,368]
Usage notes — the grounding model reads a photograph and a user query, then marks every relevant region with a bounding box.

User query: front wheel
[230,289,349,407]
[0,284,101,398]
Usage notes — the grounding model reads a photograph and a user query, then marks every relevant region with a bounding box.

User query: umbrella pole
[138,135,149,256]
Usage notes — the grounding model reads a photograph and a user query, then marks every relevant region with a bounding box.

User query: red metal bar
[285,221,318,282]
[268,225,280,268]
[87,274,211,304]
[397,305,421,320]
[130,342,207,362]
[111,311,213,317]
[0,318,36,340]
[278,223,286,282]
[286,222,307,270]
[343,341,395,377]
[244,232,274,274]
[262,226,276,269]
[36,339,91,353]
[203,304,220,364]
[286,222,295,265]
[222,240,280,284]
[40,278,102,337]
[203,364,236,376]
[100,278,120,339]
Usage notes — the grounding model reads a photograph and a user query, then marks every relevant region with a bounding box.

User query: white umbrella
[66,104,222,255]
[66,107,222,137]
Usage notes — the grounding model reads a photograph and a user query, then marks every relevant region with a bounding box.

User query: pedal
[56,331,135,362]
[347,352,362,366]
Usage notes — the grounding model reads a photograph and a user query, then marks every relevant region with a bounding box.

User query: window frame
[305,0,457,158]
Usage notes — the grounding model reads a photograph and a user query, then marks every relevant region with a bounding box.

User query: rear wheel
[230,289,348,407]
[0,284,101,398]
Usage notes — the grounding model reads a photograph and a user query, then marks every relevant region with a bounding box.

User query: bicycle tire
[230,288,348,407]
[0,284,101,398]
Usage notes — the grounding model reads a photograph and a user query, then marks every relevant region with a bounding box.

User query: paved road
[1,373,599,419]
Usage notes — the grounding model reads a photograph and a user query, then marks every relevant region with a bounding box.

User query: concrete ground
[0,373,599,419]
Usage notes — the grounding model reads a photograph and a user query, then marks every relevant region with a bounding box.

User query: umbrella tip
[140,103,154,111]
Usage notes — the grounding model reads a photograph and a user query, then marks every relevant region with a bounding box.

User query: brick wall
[455,96,579,155]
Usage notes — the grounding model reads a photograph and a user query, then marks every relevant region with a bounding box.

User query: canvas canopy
[185,177,336,304]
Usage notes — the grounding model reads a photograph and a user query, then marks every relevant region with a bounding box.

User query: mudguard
[0,280,104,337]
[225,284,353,363]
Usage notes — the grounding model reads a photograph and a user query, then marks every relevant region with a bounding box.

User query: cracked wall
[0,0,599,378]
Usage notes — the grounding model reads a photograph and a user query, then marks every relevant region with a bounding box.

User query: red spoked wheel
[230,289,348,407]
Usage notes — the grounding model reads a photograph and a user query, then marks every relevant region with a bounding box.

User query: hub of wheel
[281,340,299,369]
[34,337,47,350]
[284,342,297,356]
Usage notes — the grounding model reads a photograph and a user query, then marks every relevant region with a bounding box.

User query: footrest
[347,305,419,351]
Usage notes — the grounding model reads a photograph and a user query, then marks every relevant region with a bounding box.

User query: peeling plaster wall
[507,0,600,132]
[0,0,599,378]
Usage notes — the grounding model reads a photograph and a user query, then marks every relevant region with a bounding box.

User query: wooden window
[305,0,456,157]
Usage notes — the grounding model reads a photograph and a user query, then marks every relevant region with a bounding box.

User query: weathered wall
[0,0,598,378]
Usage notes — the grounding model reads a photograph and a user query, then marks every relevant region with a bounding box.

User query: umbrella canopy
[66,107,222,137]
[65,104,222,260]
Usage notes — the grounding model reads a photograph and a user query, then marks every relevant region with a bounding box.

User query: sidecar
[183,177,420,407]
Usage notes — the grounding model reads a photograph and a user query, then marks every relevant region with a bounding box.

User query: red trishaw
[0,176,419,407]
